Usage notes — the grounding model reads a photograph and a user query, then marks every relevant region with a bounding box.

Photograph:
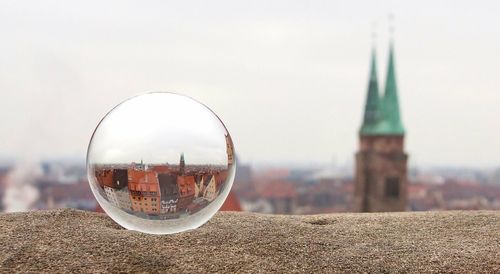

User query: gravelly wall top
[0,209,498,273]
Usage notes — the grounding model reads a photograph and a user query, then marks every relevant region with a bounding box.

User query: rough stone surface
[0,209,499,273]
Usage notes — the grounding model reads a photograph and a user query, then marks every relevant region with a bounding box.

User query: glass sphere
[87,92,236,234]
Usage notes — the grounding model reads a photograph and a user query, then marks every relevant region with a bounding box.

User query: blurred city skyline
[1,1,499,168]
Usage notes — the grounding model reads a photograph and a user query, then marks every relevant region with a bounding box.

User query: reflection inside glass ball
[87,92,235,234]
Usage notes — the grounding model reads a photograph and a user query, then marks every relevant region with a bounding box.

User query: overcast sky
[88,93,229,165]
[0,0,499,168]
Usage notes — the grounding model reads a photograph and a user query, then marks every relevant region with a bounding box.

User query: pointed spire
[179,153,185,175]
[380,40,405,135]
[359,17,405,136]
[360,47,381,135]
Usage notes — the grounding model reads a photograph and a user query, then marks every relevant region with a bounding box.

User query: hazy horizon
[1,1,499,169]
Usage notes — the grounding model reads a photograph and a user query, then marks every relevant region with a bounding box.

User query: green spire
[379,42,405,135]
[360,48,381,135]
[360,42,405,136]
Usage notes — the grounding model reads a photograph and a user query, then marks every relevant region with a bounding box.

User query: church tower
[354,41,408,212]
[179,153,185,175]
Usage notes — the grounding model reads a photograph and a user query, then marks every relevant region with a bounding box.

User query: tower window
[385,177,400,198]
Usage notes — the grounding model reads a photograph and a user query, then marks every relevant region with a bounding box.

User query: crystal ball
[86,92,236,234]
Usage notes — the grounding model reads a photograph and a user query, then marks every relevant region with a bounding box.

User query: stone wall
[0,209,498,273]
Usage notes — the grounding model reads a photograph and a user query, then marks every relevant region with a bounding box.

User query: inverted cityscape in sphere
[86,92,235,234]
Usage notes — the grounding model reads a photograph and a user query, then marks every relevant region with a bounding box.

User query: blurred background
[1,0,499,214]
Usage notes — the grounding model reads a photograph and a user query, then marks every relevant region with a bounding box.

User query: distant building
[128,169,161,214]
[234,162,252,183]
[202,175,217,202]
[354,42,408,212]
[113,169,128,188]
[232,162,257,201]
[102,169,132,210]
[158,173,179,213]
[179,153,185,175]
[132,160,146,171]
[94,168,132,211]
[177,175,196,210]
[104,186,132,210]
[43,180,96,210]
[259,180,296,214]
[214,170,229,190]
[194,175,204,197]
[219,191,242,211]
[151,165,170,174]
[94,169,113,189]
[225,134,234,166]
